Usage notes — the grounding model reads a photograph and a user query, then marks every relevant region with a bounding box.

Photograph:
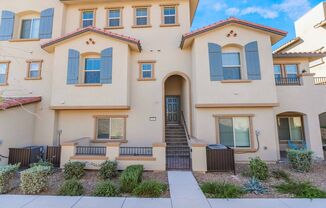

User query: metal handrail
[275,77,301,86]
[181,111,190,141]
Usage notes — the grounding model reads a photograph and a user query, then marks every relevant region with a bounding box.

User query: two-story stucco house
[0,0,326,171]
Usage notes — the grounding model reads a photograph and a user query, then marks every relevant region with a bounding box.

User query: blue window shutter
[39,8,54,39]
[245,41,261,80]
[0,10,15,40]
[208,43,223,81]
[100,48,113,84]
[67,49,80,84]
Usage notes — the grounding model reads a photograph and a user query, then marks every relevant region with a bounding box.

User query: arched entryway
[319,112,326,159]
[163,72,192,170]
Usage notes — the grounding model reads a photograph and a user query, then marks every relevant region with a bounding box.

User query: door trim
[165,95,181,124]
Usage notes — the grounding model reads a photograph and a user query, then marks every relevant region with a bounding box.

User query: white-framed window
[218,117,251,148]
[222,52,241,80]
[278,116,304,141]
[135,7,148,26]
[274,64,282,80]
[163,7,176,25]
[20,18,40,39]
[96,117,125,140]
[284,64,298,79]
[108,9,121,27]
[0,62,9,85]
[82,10,94,28]
[26,61,42,79]
[138,61,155,80]
[84,58,100,84]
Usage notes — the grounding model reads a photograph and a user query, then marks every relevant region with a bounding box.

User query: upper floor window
[222,52,241,80]
[163,6,176,25]
[20,18,40,39]
[107,8,122,28]
[135,7,149,26]
[274,65,282,80]
[0,62,10,85]
[81,10,95,28]
[84,58,100,84]
[274,64,299,79]
[26,60,42,80]
[138,61,156,81]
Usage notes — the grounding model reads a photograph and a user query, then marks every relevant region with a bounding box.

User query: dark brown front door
[166,96,180,124]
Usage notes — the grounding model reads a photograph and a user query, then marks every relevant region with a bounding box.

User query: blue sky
[192,0,324,49]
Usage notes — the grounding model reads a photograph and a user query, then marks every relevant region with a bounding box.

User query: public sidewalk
[0,171,325,208]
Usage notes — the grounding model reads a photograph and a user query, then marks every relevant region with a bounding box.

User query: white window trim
[21,18,40,39]
[94,116,127,141]
[163,7,176,24]
[108,9,121,27]
[135,8,148,25]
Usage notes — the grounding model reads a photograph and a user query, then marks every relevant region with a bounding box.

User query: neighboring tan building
[0,0,326,171]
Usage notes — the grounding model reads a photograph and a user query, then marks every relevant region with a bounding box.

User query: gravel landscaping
[194,161,326,198]
[7,169,169,197]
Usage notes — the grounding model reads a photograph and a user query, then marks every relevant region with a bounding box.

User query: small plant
[20,165,52,194]
[119,165,144,193]
[201,182,245,198]
[98,161,118,180]
[93,181,119,197]
[59,179,84,196]
[275,180,326,198]
[64,161,85,180]
[249,157,269,181]
[0,163,20,194]
[287,149,313,172]
[133,181,167,198]
[30,159,54,172]
[244,177,268,195]
[271,169,290,181]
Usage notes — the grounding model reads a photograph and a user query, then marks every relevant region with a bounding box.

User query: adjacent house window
[222,52,241,80]
[135,7,149,26]
[277,116,304,141]
[20,18,40,39]
[84,58,100,84]
[107,8,122,28]
[26,60,42,79]
[96,116,126,140]
[274,65,282,80]
[0,62,10,85]
[217,116,252,148]
[162,6,177,25]
[81,10,95,28]
[138,61,156,81]
[273,64,299,79]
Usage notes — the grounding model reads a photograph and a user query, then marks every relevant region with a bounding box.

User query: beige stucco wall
[0,104,36,165]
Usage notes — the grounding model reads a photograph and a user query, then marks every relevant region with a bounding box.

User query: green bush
[0,164,20,194]
[133,181,167,197]
[119,165,144,193]
[244,177,268,195]
[64,161,85,180]
[201,182,245,198]
[98,161,118,180]
[287,149,313,172]
[59,179,84,196]
[20,165,52,194]
[30,159,54,172]
[249,157,269,181]
[271,169,290,181]
[93,180,119,197]
[275,181,326,198]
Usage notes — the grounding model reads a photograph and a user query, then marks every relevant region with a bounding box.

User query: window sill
[221,80,252,83]
[25,77,42,80]
[160,23,180,27]
[104,26,124,30]
[132,25,152,28]
[9,38,40,42]
[234,148,257,153]
[75,83,103,87]
[137,78,156,81]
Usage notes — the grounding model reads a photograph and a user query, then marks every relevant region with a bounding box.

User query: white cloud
[213,2,228,11]
[273,0,311,20]
[240,7,278,19]
[226,7,240,16]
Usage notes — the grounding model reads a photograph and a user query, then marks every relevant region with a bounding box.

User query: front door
[166,96,180,124]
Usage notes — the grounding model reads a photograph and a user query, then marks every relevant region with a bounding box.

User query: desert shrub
[275,180,326,198]
[98,161,118,180]
[287,149,313,172]
[119,165,144,193]
[249,157,269,181]
[59,179,84,196]
[201,182,245,198]
[30,159,54,172]
[244,177,268,195]
[133,181,167,197]
[0,163,20,194]
[20,165,52,194]
[64,161,85,180]
[271,169,290,181]
[93,180,119,197]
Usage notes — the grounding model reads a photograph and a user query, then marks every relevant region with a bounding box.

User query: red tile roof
[273,37,302,54]
[0,97,42,110]
[41,26,142,51]
[273,52,326,58]
[180,17,287,48]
